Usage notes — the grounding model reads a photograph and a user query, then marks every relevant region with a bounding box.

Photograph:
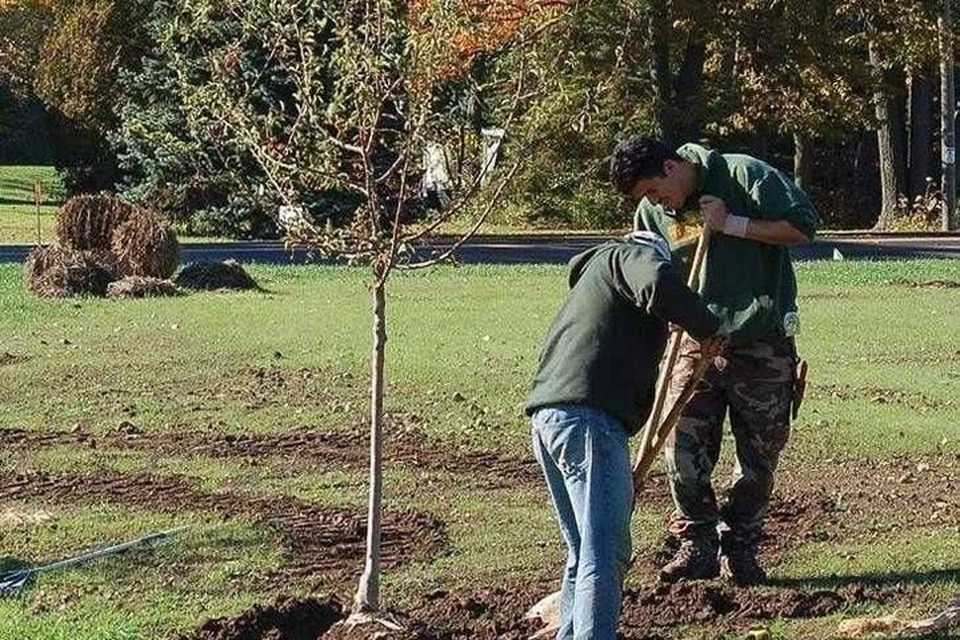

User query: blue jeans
[531,404,633,640]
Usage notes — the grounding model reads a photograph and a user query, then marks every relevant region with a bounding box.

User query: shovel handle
[631,226,712,490]
[632,352,712,494]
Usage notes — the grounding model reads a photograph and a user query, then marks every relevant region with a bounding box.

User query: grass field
[0,260,958,639]
[0,165,586,245]
[0,166,63,245]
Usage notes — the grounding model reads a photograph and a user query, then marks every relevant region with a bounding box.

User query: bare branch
[375,150,408,185]
[379,152,412,285]
[398,157,523,271]
[329,135,364,155]
[403,55,530,244]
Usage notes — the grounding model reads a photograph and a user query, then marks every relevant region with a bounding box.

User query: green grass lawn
[0,260,958,639]
[0,165,63,245]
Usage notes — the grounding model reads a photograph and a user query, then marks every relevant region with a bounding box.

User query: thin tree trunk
[890,66,909,199]
[648,0,674,142]
[909,72,935,199]
[673,34,706,142]
[869,40,899,230]
[793,132,814,191]
[940,0,956,230]
[354,275,387,614]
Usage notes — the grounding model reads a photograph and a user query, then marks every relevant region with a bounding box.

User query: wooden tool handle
[631,226,713,496]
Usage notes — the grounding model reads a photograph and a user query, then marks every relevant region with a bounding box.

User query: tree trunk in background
[890,67,909,200]
[673,33,707,143]
[870,40,899,230]
[648,0,674,143]
[793,132,814,191]
[648,0,706,145]
[939,0,956,230]
[909,72,935,199]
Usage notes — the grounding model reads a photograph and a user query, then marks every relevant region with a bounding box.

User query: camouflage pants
[663,333,794,546]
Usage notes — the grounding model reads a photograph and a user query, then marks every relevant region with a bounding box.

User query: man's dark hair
[609,136,683,195]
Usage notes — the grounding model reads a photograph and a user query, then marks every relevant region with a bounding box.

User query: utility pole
[940,0,956,230]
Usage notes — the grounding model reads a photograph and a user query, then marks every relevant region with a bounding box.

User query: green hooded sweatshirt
[525,237,720,436]
[636,143,819,345]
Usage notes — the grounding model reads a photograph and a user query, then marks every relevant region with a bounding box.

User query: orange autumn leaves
[408,0,574,81]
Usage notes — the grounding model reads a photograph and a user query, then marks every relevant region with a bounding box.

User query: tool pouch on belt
[791,358,808,420]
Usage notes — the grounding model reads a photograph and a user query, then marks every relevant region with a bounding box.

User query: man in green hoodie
[609,136,818,586]
[526,232,725,640]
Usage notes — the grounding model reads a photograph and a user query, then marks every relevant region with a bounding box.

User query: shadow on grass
[773,567,960,591]
[0,557,34,599]
[0,196,34,206]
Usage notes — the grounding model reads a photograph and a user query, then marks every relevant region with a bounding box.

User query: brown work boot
[719,544,767,586]
[659,537,720,583]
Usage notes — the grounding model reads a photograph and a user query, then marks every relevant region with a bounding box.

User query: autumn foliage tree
[0,0,53,96]
[31,0,151,192]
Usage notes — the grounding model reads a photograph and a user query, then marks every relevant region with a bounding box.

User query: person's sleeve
[646,263,721,340]
[748,170,819,240]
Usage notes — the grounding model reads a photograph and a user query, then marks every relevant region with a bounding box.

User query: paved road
[1,233,958,265]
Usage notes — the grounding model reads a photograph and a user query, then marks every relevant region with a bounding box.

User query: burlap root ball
[174,260,259,291]
[110,210,180,279]
[23,245,118,298]
[55,193,135,251]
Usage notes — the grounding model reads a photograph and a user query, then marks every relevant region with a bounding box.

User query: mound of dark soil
[175,595,344,640]
[175,261,259,291]
[616,581,908,637]
[167,579,909,640]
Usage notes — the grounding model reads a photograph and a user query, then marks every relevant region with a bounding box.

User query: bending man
[526,232,725,639]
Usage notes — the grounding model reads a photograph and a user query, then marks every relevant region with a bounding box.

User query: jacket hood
[567,234,671,288]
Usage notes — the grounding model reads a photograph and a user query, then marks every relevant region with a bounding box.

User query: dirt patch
[883,278,960,289]
[809,383,954,411]
[0,506,55,528]
[0,471,447,590]
[223,366,352,410]
[4,429,954,570]
[174,595,344,640]
[617,581,909,637]
[0,424,541,490]
[828,350,960,366]
[915,279,960,289]
[171,580,910,640]
[0,352,28,366]
[632,454,959,570]
[775,453,960,545]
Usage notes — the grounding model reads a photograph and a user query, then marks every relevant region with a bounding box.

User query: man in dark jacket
[526,232,724,640]
[609,136,818,587]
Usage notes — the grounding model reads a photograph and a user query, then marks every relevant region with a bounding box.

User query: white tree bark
[353,277,387,613]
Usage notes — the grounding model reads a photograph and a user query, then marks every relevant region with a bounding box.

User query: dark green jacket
[525,240,720,436]
[636,143,819,345]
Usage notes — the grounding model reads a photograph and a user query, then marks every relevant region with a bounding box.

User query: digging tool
[0,525,189,598]
[526,228,715,636]
[631,226,712,490]
[631,342,716,490]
